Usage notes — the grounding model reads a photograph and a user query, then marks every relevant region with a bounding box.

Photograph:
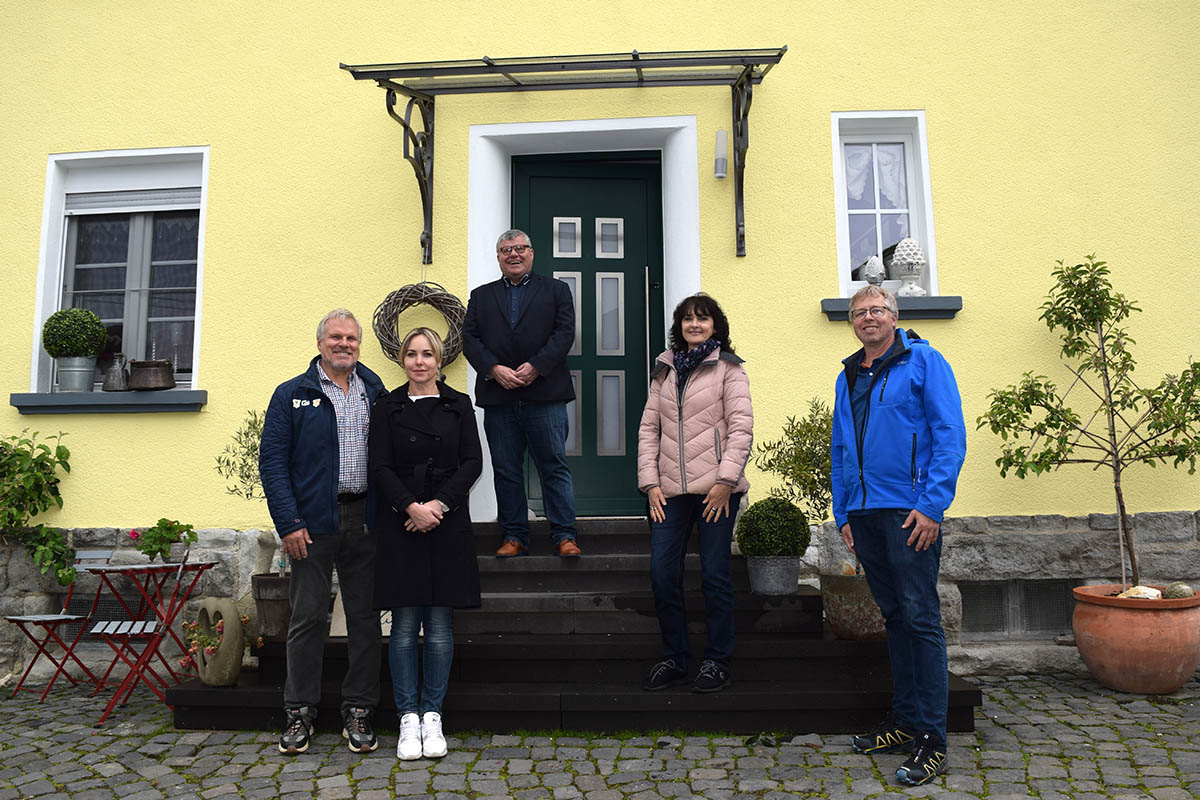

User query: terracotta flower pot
[1072,584,1200,694]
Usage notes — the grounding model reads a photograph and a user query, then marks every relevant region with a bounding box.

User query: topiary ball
[735,496,810,557]
[42,308,107,358]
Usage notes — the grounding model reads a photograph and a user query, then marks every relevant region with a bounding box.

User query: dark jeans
[483,400,577,546]
[283,496,380,718]
[849,509,948,746]
[649,492,742,670]
[388,606,453,716]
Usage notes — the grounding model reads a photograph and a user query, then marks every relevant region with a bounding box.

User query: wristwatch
[437,500,450,514]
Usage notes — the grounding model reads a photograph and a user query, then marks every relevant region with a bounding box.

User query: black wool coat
[369,381,483,609]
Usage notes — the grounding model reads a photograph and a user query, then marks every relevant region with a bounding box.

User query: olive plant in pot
[978,254,1200,694]
[735,496,810,595]
[42,308,107,392]
[753,398,885,637]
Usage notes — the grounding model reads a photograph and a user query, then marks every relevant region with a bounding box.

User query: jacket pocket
[910,433,917,490]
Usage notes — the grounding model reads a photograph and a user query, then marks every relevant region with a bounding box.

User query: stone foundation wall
[2,510,1197,684]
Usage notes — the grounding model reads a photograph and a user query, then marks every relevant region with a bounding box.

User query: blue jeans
[388,606,454,717]
[284,496,380,718]
[649,492,742,670]
[483,401,577,546]
[849,509,948,747]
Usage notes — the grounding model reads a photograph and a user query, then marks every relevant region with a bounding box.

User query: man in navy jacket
[831,286,965,786]
[260,309,386,756]
[463,229,581,558]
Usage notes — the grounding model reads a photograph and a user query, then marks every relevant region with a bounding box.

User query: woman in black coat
[369,327,482,761]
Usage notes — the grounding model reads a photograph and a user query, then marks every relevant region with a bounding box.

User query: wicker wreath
[372,281,467,369]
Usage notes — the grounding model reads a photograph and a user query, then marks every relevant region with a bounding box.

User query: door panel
[513,154,664,516]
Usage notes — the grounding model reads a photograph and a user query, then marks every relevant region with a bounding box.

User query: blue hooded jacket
[831,328,966,530]
[259,356,386,537]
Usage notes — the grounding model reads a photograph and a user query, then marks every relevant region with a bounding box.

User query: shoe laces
[284,712,310,738]
[650,659,679,680]
[423,712,443,735]
[697,660,721,678]
[400,713,421,737]
[910,734,941,761]
[346,707,371,735]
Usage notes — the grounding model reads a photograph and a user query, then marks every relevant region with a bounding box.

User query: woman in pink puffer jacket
[636,293,753,694]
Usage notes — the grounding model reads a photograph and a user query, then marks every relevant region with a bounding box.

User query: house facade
[3,2,1198,567]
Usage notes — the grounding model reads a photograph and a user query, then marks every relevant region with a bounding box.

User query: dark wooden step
[169,671,981,735]
[478,553,757,593]
[473,518,683,556]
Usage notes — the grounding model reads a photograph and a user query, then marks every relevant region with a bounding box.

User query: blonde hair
[401,327,444,368]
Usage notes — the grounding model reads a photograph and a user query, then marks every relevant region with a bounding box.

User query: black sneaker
[642,658,688,691]
[341,706,378,753]
[895,732,947,786]
[692,660,730,693]
[850,714,916,754]
[278,707,315,755]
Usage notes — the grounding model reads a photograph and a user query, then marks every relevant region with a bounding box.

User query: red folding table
[85,559,216,726]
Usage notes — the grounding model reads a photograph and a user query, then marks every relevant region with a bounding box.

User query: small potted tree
[735,496,810,595]
[42,308,107,393]
[753,398,885,637]
[979,254,1200,694]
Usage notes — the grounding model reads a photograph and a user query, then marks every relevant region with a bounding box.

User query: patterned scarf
[673,337,720,392]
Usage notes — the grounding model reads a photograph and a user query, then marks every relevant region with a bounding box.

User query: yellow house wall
[2,1,1198,529]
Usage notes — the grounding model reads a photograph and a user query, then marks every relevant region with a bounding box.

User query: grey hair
[848,285,898,319]
[316,308,362,341]
[495,229,532,250]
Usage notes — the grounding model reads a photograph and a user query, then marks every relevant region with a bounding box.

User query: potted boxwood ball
[42,308,107,392]
[735,497,810,595]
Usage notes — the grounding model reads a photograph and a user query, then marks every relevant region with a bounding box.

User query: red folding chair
[3,549,114,701]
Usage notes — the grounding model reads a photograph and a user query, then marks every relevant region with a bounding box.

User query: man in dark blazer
[463,228,581,558]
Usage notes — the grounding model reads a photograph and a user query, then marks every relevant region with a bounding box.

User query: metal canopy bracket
[340,47,786,262]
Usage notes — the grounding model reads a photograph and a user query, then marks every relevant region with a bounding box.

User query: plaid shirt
[317,362,371,494]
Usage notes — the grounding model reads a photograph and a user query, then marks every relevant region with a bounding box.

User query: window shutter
[65,187,201,214]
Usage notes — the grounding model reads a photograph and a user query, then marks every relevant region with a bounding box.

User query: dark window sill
[10,390,207,414]
[821,295,962,321]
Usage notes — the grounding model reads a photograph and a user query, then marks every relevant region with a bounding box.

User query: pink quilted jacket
[637,348,753,498]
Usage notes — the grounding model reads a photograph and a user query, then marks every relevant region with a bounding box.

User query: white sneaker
[421,711,447,758]
[396,712,422,760]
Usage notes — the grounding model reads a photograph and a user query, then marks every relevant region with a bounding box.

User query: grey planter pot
[746,556,802,595]
[55,356,97,392]
[820,573,887,640]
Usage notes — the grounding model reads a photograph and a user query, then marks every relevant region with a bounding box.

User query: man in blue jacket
[831,286,966,786]
[259,309,386,756]
[463,229,580,558]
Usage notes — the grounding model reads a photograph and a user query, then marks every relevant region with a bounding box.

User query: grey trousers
[283,496,380,718]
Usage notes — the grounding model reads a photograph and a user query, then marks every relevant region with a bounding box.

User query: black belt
[337,492,367,503]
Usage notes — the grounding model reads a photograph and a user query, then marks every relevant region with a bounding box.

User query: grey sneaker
[642,658,688,691]
[278,707,315,755]
[342,706,378,753]
[692,660,730,693]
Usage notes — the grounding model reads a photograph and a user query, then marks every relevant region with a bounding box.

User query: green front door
[513,153,665,516]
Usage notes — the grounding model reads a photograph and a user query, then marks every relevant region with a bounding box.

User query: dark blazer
[370,381,482,609]
[260,356,386,537]
[462,271,576,407]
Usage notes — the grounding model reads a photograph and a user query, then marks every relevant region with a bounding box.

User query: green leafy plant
[41,307,107,358]
[129,518,198,562]
[977,255,1200,586]
[0,430,76,586]
[214,409,266,501]
[752,397,833,524]
[735,497,810,557]
[178,612,262,672]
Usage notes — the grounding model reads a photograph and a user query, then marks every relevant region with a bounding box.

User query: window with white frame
[831,112,937,297]
[34,149,208,391]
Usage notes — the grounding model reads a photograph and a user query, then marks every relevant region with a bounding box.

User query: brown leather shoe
[556,539,582,558]
[495,540,527,558]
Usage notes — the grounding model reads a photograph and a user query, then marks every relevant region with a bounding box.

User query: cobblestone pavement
[0,674,1197,799]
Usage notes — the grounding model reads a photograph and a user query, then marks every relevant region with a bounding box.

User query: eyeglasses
[850,306,893,321]
[498,244,532,255]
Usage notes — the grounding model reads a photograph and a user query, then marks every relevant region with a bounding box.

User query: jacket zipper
[911,433,917,490]
[674,358,716,495]
[853,346,905,511]
[714,429,722,463]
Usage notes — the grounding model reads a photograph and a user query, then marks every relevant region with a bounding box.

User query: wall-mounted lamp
[714,129,728,179]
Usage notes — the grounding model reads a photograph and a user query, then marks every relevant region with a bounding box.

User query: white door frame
[466,116,701,521]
